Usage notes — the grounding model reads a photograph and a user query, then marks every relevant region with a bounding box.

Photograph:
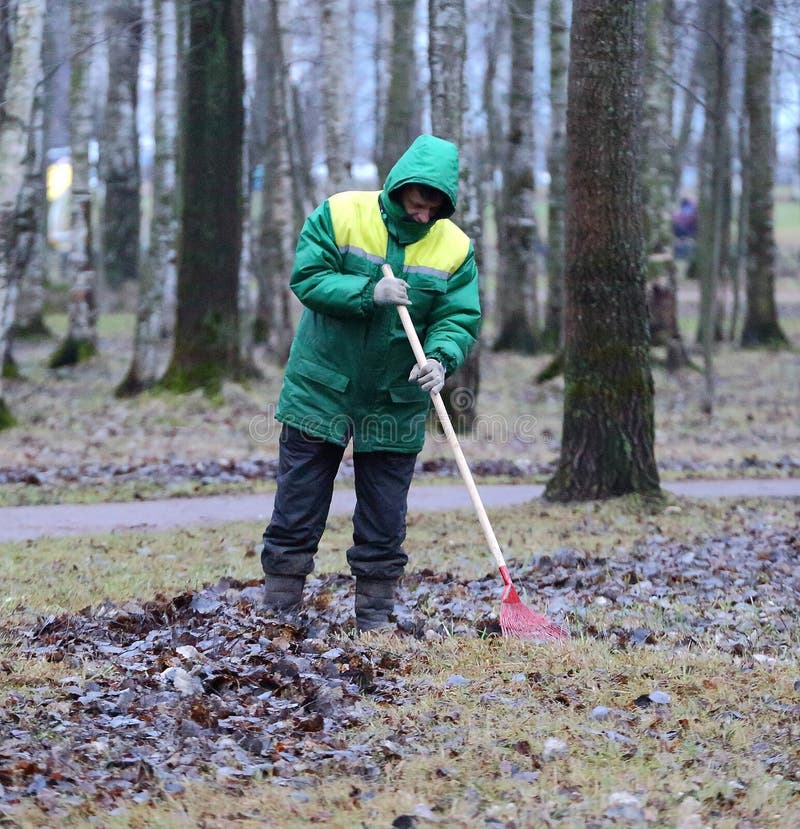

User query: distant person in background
[672,197,698,263]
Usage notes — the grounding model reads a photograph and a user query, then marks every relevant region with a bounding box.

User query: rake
[383,264,568,641]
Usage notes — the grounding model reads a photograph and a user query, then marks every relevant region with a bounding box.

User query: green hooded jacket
[274,134,481,453]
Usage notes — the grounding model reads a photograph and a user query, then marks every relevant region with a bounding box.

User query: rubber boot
[355,578,397,633]
[263,574,305,616]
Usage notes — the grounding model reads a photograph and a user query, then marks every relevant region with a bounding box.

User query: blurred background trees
[1,0,799,497]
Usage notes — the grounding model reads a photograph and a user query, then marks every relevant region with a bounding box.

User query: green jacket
[275,134,481,453]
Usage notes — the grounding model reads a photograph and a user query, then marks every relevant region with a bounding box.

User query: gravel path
[1,478,798,543]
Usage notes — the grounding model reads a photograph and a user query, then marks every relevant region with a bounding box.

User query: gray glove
[374,273,411,305]
[409,359,445,394]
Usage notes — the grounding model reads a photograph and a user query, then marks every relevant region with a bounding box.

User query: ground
[0,271,798,827]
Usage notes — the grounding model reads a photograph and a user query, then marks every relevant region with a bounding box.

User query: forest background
[0,0,798,502]
[0,1,800,826]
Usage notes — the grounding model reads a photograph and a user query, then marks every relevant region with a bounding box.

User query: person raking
[260,134,482,632]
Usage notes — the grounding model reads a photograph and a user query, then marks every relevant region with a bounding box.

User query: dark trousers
[261,424,417,580]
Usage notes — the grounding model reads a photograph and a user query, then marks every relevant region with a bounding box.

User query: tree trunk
[9,78,49,344]
[0,0,45,429]
[319,0,351,190]
[101,0,143,290]
[642,0,689,369]
[740,0,787,347]
[494,0,538,354]
[545,0,660,502]
[249,0,294,361]
[117,0,178,396]
[42,0,71,288]
[730,108,748,340]
[428,0,480,431]
[50,0,100,368]
[378,0,418,180]
[542,0,567,352]
[671,24,701,202]
[160,0,245,396]
[694,0,731,412]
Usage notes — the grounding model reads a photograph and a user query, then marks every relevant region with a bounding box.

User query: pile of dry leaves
[1,512,798,810]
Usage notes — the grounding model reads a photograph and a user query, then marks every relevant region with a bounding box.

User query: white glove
[374,274,411,305]
[409,359,445,394]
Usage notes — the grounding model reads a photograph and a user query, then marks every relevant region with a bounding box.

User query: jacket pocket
[405,271,448,294]
[295,358,350,392]
[389,383,430,404]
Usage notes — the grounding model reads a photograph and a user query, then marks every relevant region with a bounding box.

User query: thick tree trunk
[494,0,538,353]
[542,0,567,352]
[160,0,245,396]
[117,0,178,396]
[50,0,100,368]
[378,0,418,180]
[101,0,143,289]
[740,0,787,348]
[545,0,660,502]
[0,0,45,428]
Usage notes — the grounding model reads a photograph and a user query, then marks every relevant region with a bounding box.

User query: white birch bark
[51,0,100,366]
[428,0,466,142]
[0,0,45,426]
[6,82,47,355]
[320,0,351,190]
[118,0,177,394]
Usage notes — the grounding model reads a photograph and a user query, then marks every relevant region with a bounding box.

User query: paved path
[1,479,798,543]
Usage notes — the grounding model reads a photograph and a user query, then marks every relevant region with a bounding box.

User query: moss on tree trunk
[545,0,661,503]
[159,0,244,397]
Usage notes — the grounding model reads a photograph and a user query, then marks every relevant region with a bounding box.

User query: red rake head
[499,569,568,642]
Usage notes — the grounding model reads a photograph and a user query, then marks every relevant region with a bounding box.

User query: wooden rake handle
[381,263,509,575]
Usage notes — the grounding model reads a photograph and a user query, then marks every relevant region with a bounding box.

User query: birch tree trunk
[740,0,788,347]
[494,0,538,353]
[42,0,71,288]
[9,79,48,345]
[0,0,45,429]
[50,0,100,368]
[249,0,294,360]
[117,0,178,395]
[643,0,689,370]
[378,0,418,180]
[159,0,244,396]
[694,0,731,413]
[429,0,480,431]
[545,0,660,502]
[101,0,143,290]
[428,0,465,142]
[320,0,350,190]
[542,0,567,351]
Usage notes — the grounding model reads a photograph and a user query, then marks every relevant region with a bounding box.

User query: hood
[380,134,460,245]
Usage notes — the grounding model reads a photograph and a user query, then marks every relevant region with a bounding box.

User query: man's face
[400,186,445,223]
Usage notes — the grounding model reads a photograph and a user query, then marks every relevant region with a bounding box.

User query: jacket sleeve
[423,246,481,374]
[290,200,376,318]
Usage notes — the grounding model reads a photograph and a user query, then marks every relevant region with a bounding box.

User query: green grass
[1,496,799,827]
[775,196,800,248]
